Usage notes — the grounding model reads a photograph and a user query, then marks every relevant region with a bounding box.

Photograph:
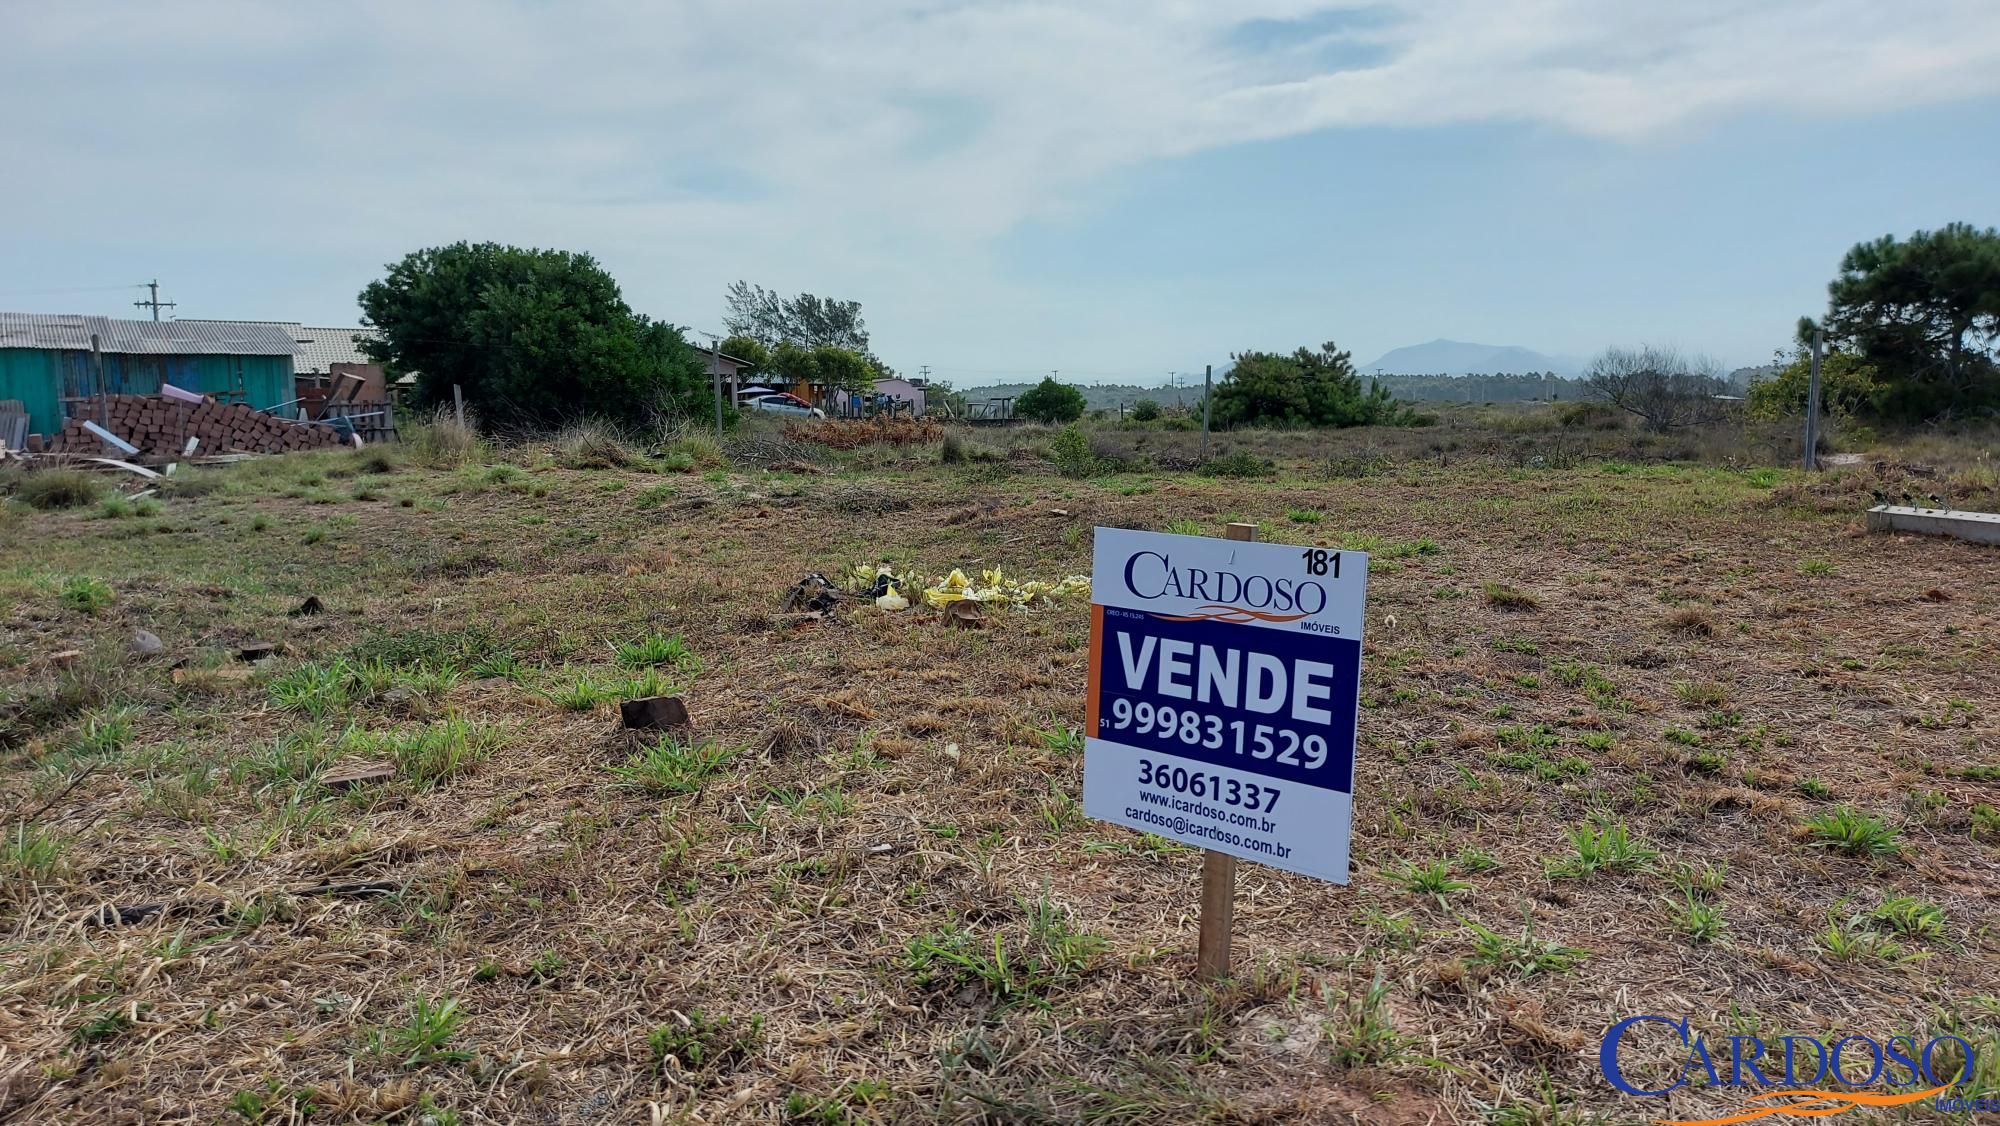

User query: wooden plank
[83,458,162,479]
[82,420,139,455]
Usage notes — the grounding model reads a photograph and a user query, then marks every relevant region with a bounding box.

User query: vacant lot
[2,432,1996,1123]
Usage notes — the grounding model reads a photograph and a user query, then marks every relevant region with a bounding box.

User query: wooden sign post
[1197,521,1257,981]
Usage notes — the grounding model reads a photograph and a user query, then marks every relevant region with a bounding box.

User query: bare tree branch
[1585,345,1732,432]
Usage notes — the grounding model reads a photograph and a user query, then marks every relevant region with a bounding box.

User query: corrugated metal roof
[0,312,301,356]
[292,325,379,373]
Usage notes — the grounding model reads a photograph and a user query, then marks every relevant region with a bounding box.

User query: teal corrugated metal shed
[0,313,298,437]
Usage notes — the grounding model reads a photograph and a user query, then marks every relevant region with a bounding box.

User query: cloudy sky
[3,1,1997,381]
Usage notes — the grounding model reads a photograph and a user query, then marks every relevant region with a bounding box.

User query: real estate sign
[1083,528,1366,883]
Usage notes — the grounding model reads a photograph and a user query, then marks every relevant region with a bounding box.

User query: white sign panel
[1083,528,1366,883]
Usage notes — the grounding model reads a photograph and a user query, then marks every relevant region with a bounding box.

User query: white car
[741,393,824,419]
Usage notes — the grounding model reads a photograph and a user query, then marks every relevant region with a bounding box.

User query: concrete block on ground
[1865,505,2000,546]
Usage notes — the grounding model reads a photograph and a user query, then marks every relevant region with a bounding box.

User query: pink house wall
[871,378,926,415]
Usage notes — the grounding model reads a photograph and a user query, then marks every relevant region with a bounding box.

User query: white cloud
[3,0,1996,367]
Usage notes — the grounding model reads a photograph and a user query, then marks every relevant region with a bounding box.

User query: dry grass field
[2,418,1997,1124]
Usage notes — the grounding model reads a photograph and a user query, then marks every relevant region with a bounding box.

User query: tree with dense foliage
[1746,348,1883,421]
[1818,224,2000,420]
[1131,398,1161,421]
[718,334,770,372]
[766,341,818,388]
[1583,346,1730,433]
[1014,376,1087,423]
[723,281,870,352]
[812,346,874,393]
[1212,342,1408,428]
[359,242,705,426]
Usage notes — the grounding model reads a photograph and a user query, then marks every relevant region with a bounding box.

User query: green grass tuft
[59,575,114,614]
[1803,806,1902,857]
[612,737,739,795]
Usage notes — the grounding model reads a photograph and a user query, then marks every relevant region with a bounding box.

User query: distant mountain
[1361,339,1585,377]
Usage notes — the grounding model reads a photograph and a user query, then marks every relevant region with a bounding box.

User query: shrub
[404,406,487,468]
[1014,377,1087,424]
[658,424,726,470]
[1212,342,1418,428]
[1198,451,1274,478]
[554,419,642,469]
[1045,426,1101,479]
[938,428,1000,465]
[1746,349,1883,421]
[1556,401,1623,430]
[1131,399,1161,422]
[9,469,103,510]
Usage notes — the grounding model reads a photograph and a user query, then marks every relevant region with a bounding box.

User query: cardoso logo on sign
[1120,548,1332,623]
[1601,1016,1981,1124]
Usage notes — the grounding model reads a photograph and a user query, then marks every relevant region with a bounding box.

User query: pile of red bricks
[36,395,347,456]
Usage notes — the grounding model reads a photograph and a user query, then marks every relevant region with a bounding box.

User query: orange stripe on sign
[1085,603,1104,737]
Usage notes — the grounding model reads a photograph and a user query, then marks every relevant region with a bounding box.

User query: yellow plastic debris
[848,560,1089,612]
[920,566,1090,609]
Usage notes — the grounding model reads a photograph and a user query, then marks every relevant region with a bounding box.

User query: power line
[0,282,148,299]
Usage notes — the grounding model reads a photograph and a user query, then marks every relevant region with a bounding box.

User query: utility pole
[1200,364,1213,462]
[1802,328,1824,471]
[92,334,108,426]
[134,279,175,321]
[710,336,725,441]
[918,364,930,383]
